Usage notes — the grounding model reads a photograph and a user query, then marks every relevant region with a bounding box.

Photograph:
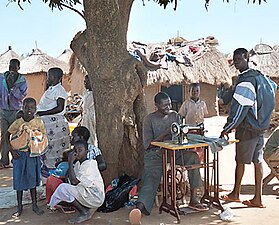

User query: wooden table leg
[201,146,212,205]
[211,152,224,210]
[159,149,180,223]
[159,148,168,214]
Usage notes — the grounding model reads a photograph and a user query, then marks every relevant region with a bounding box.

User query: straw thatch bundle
[273,44,279,52]
[20,48,69,74]
[146,45,232,86]
[249,44,279,78]
[57,49,73,64]
[0,46,22,73]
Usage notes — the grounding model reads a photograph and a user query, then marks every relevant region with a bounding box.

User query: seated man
[263,127,279,186]
[129,92,207,225]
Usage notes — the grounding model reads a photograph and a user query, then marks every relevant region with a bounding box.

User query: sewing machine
[171,122,204,145]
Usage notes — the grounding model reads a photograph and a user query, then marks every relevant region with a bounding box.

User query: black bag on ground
[97,174,140,213]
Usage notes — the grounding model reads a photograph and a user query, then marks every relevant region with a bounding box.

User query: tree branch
[60,2,85,20]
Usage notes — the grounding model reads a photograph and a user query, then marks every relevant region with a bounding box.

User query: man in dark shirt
[129,92,207,225]
[0,59,27,168]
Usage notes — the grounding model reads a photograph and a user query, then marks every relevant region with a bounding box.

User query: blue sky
[0,0,278,57]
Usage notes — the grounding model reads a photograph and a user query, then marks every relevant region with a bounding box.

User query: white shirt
[37,83,68,115]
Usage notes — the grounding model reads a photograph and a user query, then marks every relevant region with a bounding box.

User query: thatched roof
[147,46,232,86]
[273,44,279,52]
[20,48,70,74]
[249,44,279,78]
[0,46,22,73]
[132,37,232,86]
[57,49,73,64]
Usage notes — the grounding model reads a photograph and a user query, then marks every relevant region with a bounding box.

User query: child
[45,126,106,207]
[178,83,208,126]
[49,140,105,224]
[37,67,70,179]
[80,75,98,146]
[7,97,47,217]
[71,126,106,171]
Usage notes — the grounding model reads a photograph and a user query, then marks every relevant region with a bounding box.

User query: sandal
[188,203,209,211]
[0,162,11,169]
[220,194,241,202]
[242,200,266,208]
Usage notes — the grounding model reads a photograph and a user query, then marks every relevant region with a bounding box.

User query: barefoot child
[49,140,105,224]
[7,97,47,217]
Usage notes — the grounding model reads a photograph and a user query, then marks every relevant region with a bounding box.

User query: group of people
[129,48,278,225]
[0,60,106,223]
[0,46,278,225]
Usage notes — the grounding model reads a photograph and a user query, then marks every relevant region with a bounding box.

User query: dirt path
[1,116,278,225]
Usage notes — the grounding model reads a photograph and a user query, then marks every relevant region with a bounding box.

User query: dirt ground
[1,116,279,225]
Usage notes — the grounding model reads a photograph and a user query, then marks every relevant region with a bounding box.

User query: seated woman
[263,128,279,186]
[49,140,105,224]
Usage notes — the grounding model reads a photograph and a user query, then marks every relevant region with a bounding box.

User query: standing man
[129,92,207,225]
[0,58,27,168]
[220,48,277,208]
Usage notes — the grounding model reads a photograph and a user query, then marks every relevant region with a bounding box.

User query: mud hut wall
[184,83,218,117]
[144,84,160,114]
[24,73,46,103]
[70,65,85,95]
[62,74,71,93]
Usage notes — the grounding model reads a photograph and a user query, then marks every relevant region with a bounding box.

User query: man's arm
[222,81,255,134]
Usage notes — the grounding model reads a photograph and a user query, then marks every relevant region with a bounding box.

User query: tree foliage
[9,0,267,11]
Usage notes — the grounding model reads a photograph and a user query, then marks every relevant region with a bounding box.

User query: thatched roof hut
[20,48,69,74]
[57,49,73,64]
[248,43,279,111]
[19,48,70,103]
[131,36,233,116]
[0,46,22,73]
[249,44,279,78]
[147,45,232,86]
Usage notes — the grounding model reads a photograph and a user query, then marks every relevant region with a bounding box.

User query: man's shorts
[235,128,264,164]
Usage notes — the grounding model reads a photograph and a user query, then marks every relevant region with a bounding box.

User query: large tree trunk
[71,0,147,184]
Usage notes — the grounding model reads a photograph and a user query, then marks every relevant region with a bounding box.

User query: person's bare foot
[32,205,44,215]
[222,192,239,201]
[68,210,94,224]
[129,208,142,225]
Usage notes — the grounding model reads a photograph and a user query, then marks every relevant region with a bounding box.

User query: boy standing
[178,83,208,126]
[0,59,27,168]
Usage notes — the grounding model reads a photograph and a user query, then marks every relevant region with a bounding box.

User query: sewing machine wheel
[171,122,180,136]
[167,168,188,201]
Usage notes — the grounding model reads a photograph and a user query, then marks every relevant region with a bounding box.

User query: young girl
[49,140,105,224]
[71,126,106,171]
[7,97,47,217]
[37,67,70,179]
